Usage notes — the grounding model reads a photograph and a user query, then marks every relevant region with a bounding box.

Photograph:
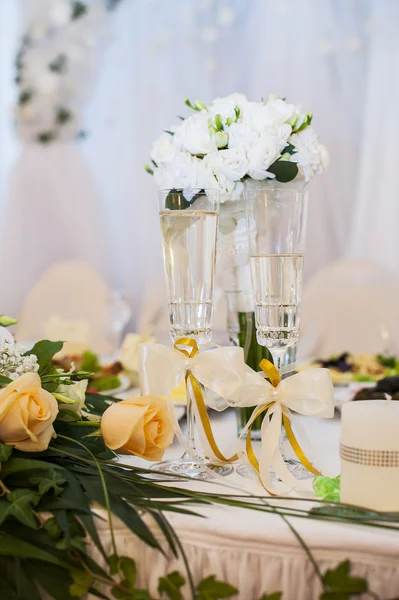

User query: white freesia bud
[214,130,229,148]
[56,380,88,419]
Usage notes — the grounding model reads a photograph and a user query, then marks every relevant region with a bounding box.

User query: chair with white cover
[298,259,399,359]
[16,261,116,356]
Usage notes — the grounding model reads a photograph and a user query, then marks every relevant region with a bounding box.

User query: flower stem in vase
[236,311,273,437]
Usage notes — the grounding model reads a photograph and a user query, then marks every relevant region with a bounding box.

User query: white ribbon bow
[226,367,335,493]
[138,342,247,461]
[138,342,334,491]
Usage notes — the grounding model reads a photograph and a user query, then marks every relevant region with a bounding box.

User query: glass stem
[183,374,198,458]
[269,348,287,455]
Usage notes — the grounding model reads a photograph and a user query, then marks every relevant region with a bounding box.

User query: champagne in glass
[249,254,303,360]
[153,189,230,479]
[244,188,311,479]
[160,209,218,343]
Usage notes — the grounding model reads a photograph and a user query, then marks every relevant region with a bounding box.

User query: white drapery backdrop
[0,0,398,324]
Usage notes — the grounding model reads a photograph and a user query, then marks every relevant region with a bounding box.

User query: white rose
[290,127,329,181]
[205,147,248,182]
[208,93,248,120]
[227,122,259,151]
[269,124,292,152]
[174,111,215,156]
[150,132,175,164]
[242,102,276,130]
[264,96,296,125]
[154,153,216,190]
[247,137,281,180]
[55,379,88,419]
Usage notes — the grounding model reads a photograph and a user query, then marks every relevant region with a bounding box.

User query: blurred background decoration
[0,0,398,349]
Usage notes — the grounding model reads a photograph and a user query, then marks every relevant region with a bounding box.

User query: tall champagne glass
[155,188,229,479]
[244,187,311,477]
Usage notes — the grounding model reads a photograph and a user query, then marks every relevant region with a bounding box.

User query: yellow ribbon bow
[233,358,334,494]
[138,338,244,464]
[174,338,237,463]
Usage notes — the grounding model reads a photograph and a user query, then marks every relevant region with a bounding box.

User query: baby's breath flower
[0,340,39,380]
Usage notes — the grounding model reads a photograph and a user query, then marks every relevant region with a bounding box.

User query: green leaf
[196,575,238,599]
[71,1,87,20]
[28,469,66,496]
[323,560,368,594]
[81,350,101,373]
[119,556,137,588]
[0,316,17,327]
[27,340,64,372]
[43,517,63,541]
[56,107,72,124]
[0,532,71,568]
[320,593,351,600]
[90,375,121,392]
[0,375,12,386]
[184,96,201,111]
[15,561,42,600]
[258,594,282,600]
[1,457,63,477]
[234,105,240,121]
[267,159,298,183]
[158,571,185,600]
[164,189,191,211]
[0,489,40,529]
[25,561,75,600]
[49,54,67,73]
[0,442,12,462]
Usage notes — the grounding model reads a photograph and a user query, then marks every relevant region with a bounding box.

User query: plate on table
[53,349,130,396]
[298,352,399,385]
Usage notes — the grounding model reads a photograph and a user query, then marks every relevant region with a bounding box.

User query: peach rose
[0,373,59,452]
[101,395,174,461]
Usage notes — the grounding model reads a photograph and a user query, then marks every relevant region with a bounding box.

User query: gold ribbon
[174,338,238,463]
[245,358,322,491]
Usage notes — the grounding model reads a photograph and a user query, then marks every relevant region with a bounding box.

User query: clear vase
[218,182,306,439]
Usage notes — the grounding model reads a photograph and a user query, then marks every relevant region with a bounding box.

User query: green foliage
[27,339,64,373]
[71,1,87,20]
[0,375,12,387]
[90,375,121,392]
[158,571,185,599]
[0,489,40,529]
[258,594,282,600]
[49,54,67,74]
[313,475,340,502]
[267,159,298,183]
[196,575,238,599]
[0,441,13,462]
[321,560,368,599]
[81,350,101,373]
[0,316,18,327]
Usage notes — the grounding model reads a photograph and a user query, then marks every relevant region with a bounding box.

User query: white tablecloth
[94,410,399,600]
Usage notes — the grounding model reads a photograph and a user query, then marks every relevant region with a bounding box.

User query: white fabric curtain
[0,0,398,324]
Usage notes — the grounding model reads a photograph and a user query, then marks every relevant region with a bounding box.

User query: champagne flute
[243,187,312,478]
[154,188,231,479]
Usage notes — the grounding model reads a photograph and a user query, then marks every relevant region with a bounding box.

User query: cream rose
[0,373,58,452]
[101,395,174,461]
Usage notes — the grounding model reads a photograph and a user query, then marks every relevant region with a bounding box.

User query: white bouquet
[147,93,328,201]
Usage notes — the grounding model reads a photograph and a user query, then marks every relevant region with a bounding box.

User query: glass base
[150,451,233,480]
[237,460,314,481]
